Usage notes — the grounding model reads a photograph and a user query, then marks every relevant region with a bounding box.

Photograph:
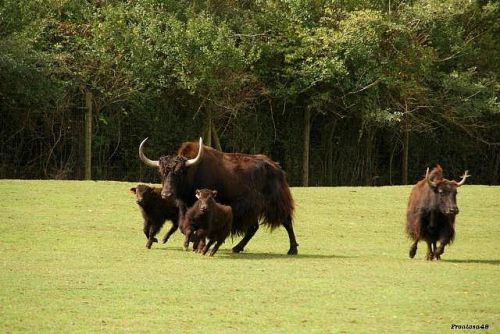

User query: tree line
[1,0,498,185]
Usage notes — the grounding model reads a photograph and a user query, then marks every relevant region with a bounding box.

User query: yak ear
[129,187,137,194]
[212,190,217,198]
[195,189,201,199]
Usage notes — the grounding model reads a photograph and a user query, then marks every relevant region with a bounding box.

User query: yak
[130,184,179,249]
[183,189,233,256]
[406,165,470,260]
[138,137,298,255]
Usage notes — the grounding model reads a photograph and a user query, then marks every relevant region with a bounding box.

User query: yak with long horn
[406,164,470,260]
[138,136,298,255]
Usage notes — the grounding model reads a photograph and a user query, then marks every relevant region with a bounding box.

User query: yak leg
[194,236,206,253]
[146,224,160,249]
[183,228,193,251]
[425,240,434,260]
[195,238,204,253]
[282,215,299,255]
[409,240,418,258]
[202,239,216,256]
[194,229,207,253]
[435,239,450,260]
[143,220,158,244]
[435,244,445,260]
[143,223,149,240]
[176,200,187,223]
[162,221,178,244]
[232,221,259,253]
[209,240,224,257]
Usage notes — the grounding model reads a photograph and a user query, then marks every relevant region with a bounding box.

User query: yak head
[129,184,154,207]
[138,137,204,200]
[195,189,217,214]
[425,165,470,216]
[158,155,189,199]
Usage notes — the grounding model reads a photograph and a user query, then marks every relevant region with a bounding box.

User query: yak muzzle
[445,207,459,216]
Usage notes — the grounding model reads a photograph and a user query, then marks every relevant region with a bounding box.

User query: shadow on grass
[442,259,500,265]
[219,252,354,260]
[150,246,187,252]
[152,246,353,260]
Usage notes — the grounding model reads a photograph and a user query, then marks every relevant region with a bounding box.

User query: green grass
[0,180,498,333]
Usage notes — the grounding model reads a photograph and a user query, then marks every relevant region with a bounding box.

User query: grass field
[0,180,498,333]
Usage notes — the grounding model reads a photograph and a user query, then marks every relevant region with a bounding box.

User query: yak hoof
[409,248,417,259]
[287,245,298,255]
[425,253,434,261]
[232,245,244,253]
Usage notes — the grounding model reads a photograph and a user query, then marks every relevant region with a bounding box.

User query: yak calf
[183,189,233,256]
[130,184,179,249]
[406,165,470,260]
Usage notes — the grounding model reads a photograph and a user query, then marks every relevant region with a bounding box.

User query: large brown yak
[406,165,470,260]
[139,138,298,255]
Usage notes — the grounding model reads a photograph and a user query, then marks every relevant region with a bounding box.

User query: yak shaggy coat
[406,165,470,260]
[139,138,298,255]
[130,184,179,249]
[183,189,233,256]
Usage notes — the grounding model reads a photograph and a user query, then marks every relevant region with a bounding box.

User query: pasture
[0,180,498,333]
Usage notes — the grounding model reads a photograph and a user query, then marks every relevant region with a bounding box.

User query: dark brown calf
[130,184,179,249]
[406,165,470,260]
[183,189,233,256]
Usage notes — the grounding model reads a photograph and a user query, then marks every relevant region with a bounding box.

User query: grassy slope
[0,180,498,333]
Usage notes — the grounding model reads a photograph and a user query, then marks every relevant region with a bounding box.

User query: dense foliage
[1,0,498,185]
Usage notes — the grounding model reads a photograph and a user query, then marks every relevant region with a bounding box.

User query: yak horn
[425,167,438,189]
[456,170,470,187]
[185,137,204,167]
[139,138,159,168]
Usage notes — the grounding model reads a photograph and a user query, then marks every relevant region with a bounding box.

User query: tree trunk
[401,100,409,185]
[84,90,92,180]
[204,109,222,151]
[302,108,311,186]
[491,147,499,185]
[326,121,336,185]
[205,110,212,147]
[389,138,398,186]
[211,120,222,151]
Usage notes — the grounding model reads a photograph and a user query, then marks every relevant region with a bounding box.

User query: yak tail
[262,165,295,230]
